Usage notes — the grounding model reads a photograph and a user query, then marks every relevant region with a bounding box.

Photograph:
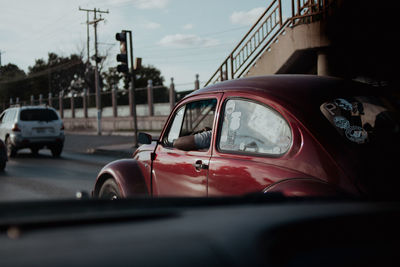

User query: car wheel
[5,137,17,158]
[0,160,5,171]
[50,144,63,157]
[99,178,121,200]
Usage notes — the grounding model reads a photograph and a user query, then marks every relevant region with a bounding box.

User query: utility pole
[81,11,90,63]
[79,7,109,135]
[126,31,138,147]
[116,30,139,147]
[0,50,4,67]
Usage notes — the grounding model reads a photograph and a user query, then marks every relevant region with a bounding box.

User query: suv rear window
[20,109,59,121]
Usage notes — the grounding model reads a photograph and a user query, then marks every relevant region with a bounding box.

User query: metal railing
[205,0,330,86]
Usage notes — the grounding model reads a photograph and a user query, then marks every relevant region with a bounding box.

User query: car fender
[94,159,149,198]
[264,178,351,197]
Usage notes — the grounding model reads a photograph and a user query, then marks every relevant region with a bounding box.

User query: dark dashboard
[0,196,399,267]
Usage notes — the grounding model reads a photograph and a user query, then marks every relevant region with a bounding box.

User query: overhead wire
[0,59,83,85]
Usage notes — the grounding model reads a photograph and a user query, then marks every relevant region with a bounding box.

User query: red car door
[207,92,301,196]
[152,94,222,197]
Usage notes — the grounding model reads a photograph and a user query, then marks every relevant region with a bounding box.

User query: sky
[0,0,275,91]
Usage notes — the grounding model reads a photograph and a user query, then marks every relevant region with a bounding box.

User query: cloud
[144,21,161,29]
[135,0,169,9]
[158,34,219,48]
[230,7,265,26]
[105,0,169,9]
[182,24,193,30]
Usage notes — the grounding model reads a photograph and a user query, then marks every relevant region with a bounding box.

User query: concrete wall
[63,103,171,118]
[63,115,168,132]
[246,21,330,76]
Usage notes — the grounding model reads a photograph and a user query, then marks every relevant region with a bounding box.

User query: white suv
[0,106,65,157]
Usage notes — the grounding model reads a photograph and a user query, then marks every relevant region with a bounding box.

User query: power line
[10,10,79,52]
[78,7,109,135]
[0,59,82,85]
[135,26,249,51]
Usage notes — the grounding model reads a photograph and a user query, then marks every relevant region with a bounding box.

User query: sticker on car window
[345,126,368,143]
[248,105,284,144]
[319,96,400,145]
[229,112,241,131]
[225,100,236,115]
[333,116,350,129]
[334,98,353,111]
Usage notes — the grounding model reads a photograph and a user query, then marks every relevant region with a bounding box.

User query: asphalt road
[0,148,122,202]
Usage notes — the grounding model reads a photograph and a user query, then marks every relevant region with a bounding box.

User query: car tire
[0,160,5,171]
[99,178,121,200]
[5,137,17,158]
[50,144,63,158]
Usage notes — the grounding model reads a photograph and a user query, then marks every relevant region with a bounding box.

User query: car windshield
[0,0,398,234]
[20,109,59,121]
[0,0,398,265]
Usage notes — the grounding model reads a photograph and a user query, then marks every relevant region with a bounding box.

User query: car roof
[191,75,370,101]
[187,74,376,119]
[19,105,56,110]
[5,105,56,111]
[185,75,380,143]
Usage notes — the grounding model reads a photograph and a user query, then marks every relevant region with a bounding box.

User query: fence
[1,76,200,120]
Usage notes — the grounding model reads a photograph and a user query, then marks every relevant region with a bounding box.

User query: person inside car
[173,127,212,151]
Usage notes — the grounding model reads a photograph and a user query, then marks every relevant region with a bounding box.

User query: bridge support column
[317,51,330,76]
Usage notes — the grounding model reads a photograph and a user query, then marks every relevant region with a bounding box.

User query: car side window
[0,112,5,124]
[180,99,217,136]
[163,99,217,147]
[3,111,10,123]
[8,110,16,122]
[218,99,292,156]
[167,106,185,144]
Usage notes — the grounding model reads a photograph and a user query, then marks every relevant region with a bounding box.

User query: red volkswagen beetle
[93,75,400,199]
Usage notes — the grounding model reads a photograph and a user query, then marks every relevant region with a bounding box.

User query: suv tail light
[12,123,21,132]
[60,123,65,130]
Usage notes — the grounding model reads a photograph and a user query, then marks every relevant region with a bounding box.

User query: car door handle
[194,160,208,171]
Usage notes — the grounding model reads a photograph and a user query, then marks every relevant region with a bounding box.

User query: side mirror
[138,132,152,145]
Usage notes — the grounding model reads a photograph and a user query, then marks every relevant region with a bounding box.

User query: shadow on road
[9,151,64,160]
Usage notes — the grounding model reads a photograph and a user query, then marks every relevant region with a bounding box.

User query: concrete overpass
[246,20,331,76]
[206,0,336,85]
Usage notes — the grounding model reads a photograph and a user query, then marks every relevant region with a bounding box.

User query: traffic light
[116,31,129,73]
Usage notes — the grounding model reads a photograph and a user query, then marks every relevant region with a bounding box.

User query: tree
[101,64,168,104]
[102,67,122,91]
[0,64,27,103]
[28,53,87,96]
[117,64,165,90]
[135,65,165,88]
[133,65,167,104]
[0,63,26,80]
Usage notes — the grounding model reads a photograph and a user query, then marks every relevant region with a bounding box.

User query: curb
[86,148,134,158]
